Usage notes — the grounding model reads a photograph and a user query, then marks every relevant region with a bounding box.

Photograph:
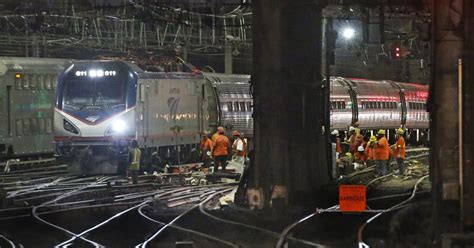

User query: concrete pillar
[461,0,474,227]
[431,0,464,238]
[248,0,329,209]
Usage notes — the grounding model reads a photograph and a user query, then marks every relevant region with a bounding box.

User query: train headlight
[63,119,79,134]
[112,119,127,133]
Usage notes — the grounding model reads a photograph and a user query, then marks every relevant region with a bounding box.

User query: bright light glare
[89,70,97,78]
[96,70,104,77]
[342,28,355,39]
[112,119,127,133]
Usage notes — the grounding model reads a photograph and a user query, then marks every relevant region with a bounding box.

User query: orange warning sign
[339,185,366,212]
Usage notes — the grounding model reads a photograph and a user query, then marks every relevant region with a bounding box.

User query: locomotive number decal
[167,97,180,123]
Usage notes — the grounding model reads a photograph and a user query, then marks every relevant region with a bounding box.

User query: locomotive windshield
[61,77,127,121]
[63,78,126,109]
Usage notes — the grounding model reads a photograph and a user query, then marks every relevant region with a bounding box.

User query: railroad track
[0,173,246,247]
[0,158,68,184]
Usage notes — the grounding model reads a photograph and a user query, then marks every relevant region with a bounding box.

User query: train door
[137,81,150,146]
[204,81,219,132]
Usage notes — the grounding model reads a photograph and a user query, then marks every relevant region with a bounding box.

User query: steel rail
[55,200,153,247]
[32,176,113,248]
[197,187,323,247]
[137,187,234,247]
[0,233,16,248]
[357,175,429,247]
[137,204,239,248]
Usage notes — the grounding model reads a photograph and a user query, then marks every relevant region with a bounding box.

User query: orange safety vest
[393,136,406,159]
[200,138,212,153]
[365,146,375,160]
[336,137,342,153]
[232,138,247,157]
[213,135,229,156]
[349,134,364,153]
[354,151,368,163]
[374,136,389,160]
[211,132,220,142]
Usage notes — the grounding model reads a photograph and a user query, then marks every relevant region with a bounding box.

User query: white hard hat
[349,126,356,132]
[331,130,339,135]
[357,146,365,152]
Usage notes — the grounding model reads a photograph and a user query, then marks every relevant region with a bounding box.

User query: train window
[234,102,240,112]
[227,102,233,112]
[45,75,52,90]
[336,101,341,109]
[37,75,43,90]
[45,118,52,134]
[15,77,22,90]
[382,102,386,109]
[248,102,253,112]
[52,74,57,89]
[240,102,246,112]
[30,118,38,135]
[408,102,413,109]
[16,119,22,136]
[38,118,45,134]
[22,76,29,89]
[393,102,397,109]
[342,101,346,109]
[30,75,37,90]
[23,119,30,135]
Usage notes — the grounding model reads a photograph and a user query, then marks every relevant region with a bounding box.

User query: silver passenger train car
[330,77,429,142]
[0,57,69,159]
[53,60,428,173]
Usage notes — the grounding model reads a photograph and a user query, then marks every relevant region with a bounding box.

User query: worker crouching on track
[128,139,142,184]
[229,130,246,175]
[393,128,406,175]
[212,126,230,173]
[374,129,390,175]
[200,132,213,169]
[353,146,368,170]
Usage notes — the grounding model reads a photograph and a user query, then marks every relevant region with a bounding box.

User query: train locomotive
[53,60,428,174]
[53,60,252,174]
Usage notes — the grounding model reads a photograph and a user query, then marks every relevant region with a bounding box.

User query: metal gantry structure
[0,2,252,58]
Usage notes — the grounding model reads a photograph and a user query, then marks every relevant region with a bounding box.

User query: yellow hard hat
[397,128,404,135]
[377,129,386,135]
[370,135,377,142]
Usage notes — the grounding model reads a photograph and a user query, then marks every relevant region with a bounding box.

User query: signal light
[393,46,402,59]
[15,73,22,79]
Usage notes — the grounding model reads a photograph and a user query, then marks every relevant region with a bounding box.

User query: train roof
[0,57,70,76]
[65,60,204,79]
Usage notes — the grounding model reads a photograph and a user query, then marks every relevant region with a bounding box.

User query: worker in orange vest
[393,128,406,175]
[331,130,342,158]
[348,126,364,154]
[212,127,229,173]
[365,135,377,166]
[211,126,224,142]
[374,129,390,175]
[200,132,212,168]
